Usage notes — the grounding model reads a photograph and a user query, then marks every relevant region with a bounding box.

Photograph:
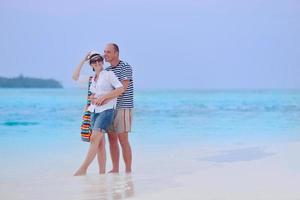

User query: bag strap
[87,76,93,106]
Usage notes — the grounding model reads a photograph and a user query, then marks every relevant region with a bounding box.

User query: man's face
[104,45,117,63]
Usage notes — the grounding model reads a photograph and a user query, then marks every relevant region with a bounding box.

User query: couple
[72,43,133,176]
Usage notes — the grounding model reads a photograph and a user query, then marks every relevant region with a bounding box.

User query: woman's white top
[87,70,123,113]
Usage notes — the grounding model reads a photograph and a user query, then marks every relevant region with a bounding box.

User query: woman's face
[90,56,103,71]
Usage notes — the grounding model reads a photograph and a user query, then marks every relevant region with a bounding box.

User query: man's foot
[99,170,106,174]
[125,169,132,173]
[73,169,87,176]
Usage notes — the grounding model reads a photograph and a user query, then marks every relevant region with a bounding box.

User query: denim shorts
[91,109,114,132]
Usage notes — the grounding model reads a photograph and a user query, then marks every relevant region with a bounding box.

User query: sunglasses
[90,58,103,65]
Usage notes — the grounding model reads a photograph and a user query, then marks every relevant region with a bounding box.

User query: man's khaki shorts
[108,109,133,134]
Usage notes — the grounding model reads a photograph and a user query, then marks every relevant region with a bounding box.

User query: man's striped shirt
[106,61,134,109]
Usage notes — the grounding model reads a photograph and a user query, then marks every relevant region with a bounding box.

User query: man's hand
[101,98,111,105]
[95,96,107,106]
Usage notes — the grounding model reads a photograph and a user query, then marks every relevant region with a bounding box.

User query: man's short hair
[111,43,119,53]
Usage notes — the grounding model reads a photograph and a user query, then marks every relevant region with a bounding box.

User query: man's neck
[110,59,120,68]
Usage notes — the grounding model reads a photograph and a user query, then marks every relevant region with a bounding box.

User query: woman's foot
[73,168,87,176]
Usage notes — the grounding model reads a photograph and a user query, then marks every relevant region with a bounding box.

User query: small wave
[2,121,39,126]
[218,105,300,112]
[136,104,300,114]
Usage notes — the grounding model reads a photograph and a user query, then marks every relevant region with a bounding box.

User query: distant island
[0,75,63,88]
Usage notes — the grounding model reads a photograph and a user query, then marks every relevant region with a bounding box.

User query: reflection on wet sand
[81,174,135,200]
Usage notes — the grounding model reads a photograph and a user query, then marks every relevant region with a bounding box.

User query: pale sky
[0,0,299,89]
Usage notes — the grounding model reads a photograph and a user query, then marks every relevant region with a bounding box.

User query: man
[104,43,134,173]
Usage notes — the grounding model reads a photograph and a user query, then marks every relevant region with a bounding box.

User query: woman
[72,51,124,176]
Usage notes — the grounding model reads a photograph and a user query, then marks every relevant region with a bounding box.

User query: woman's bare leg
[74,130,103,176]
[108,133,120,173]
[97,135,106,174]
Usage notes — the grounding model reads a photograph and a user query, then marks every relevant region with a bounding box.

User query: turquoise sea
[1,89,299,144]
[0,88,299,163]
[0,89,300,199]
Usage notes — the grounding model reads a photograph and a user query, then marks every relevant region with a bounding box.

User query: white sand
[131,142,300,200]
[1,141,300,200]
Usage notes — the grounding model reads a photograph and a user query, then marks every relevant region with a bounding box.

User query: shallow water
[0,89,300,199]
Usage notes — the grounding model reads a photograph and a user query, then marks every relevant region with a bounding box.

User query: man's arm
[121,80,130,92]
[99,80,129,105]
[95,87,125,106]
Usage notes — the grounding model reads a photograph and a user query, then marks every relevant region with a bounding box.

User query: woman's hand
[84,52,91,62]
[90,94,96,104]
[72,52,91,81]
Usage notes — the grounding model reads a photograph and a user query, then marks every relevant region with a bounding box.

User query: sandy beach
[1,140,300,200]
[131,141,300,200]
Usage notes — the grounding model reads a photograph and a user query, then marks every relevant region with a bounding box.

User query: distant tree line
[0,75,63,88]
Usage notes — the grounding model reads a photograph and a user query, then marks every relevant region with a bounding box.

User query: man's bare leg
[74,131,103,176]
[108,133,120,173]
[97,136,106,174]
[118,132,132,173]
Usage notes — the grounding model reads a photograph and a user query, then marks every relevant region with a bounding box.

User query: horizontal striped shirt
[106,60,134,109]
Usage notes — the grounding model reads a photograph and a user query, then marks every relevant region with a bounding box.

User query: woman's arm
[72,52,90,81]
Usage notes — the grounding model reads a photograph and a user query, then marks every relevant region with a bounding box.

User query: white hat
[89,50,101,60]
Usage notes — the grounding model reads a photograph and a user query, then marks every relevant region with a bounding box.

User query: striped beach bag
[80,76,93,142]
